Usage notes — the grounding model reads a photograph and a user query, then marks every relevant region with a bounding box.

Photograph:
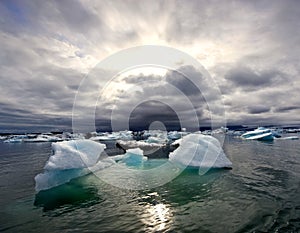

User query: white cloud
[0,0,299,131]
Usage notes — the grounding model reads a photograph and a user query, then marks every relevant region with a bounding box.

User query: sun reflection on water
[141,200,173,232]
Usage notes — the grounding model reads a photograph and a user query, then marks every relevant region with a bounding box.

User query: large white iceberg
[169,134,232,169]
[34,140,114,191]
[34,140,150,191]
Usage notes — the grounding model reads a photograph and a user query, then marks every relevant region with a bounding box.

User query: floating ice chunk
[169,134,232,169]
[278,136,299,140]
[168,131,182,140]
[116,139,175,158]
[146,136,168,144]
[35,140,108,191]
[117,130,133,140]
[121,148,147,166]
[118,140,163,147]
[4,135,27,143]
[44,140,106,170]
[240,127,275,141]
[35,140,150,191]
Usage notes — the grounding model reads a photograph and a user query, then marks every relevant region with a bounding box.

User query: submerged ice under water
[34,134,232,191]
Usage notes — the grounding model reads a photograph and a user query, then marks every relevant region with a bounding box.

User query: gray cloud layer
[0,0,299,132]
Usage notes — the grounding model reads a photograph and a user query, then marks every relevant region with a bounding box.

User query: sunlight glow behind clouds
[0,0,299,131]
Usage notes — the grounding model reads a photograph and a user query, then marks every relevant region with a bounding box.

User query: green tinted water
[0,136,300,232]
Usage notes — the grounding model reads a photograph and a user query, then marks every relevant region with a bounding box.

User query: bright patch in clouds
[0,0,299,132]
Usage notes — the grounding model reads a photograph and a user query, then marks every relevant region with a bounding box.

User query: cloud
[165,66,203,97]
[225,66,285,89]
[274,106,300,113]
[247,105,270,115]
[91,65,226,131]
[52,0,99,33]
[128,100,181,131]
[0,0,299,131]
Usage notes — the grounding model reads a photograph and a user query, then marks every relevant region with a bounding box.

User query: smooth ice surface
[169,134,232,168]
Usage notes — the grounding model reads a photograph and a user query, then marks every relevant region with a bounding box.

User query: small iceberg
[89,134,119,141]
[117,140,164,149]
[116,140,177,158]
[120,148,147,167]
[240,127,276,141]
[278,136,299,140]
[169,134,232,169]
[167,131,182,140]
[89,131,133,141]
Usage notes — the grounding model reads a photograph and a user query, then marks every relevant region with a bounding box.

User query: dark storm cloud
[0,102,71,132]
[0,64,81,112]
[274,106,300,113]
[93,64,225,131]
[0,102,33,118]
[247,106,270,114]
[165,67,202,97]
[0,0,299,131]
[128,100,181,131]
[225,66,285,89]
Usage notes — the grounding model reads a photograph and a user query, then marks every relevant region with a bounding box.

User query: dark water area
[0,135,300,232]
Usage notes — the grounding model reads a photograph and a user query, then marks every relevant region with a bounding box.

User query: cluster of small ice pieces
[0,130,133,143]
[1,126,299,144]
[1,132,81,143]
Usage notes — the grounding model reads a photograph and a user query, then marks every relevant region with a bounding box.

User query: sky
[0,0,300,132]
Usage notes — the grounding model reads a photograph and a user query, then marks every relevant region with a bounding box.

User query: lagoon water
[0,135,300,232]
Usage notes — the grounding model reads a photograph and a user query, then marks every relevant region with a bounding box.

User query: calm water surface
[0,135,299,232]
